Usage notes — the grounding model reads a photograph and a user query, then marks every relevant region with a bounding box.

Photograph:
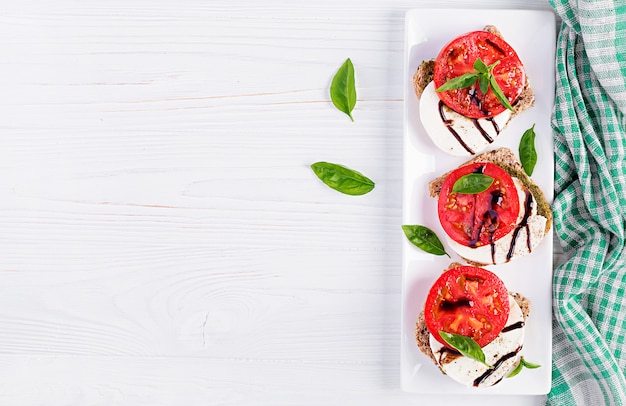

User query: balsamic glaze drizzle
[473,346,522,387]
[466,165,484,249]
[471,118,494,143]
[487,117,500,135]
[473,165,485,174]
[501,321,525,333]
[438,97,503,154]
[438,347,461,366]
[468,189,502,258]
[462,174,535,264]
[468,88,484,113]
[438,101,474,155]
[505,190,534,262]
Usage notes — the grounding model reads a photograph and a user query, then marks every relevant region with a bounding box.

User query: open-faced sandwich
[413,26,534,156]
[429,148,551,265]
[415,263,531,387]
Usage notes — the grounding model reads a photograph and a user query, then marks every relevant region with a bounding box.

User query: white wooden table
[0,1,561,404]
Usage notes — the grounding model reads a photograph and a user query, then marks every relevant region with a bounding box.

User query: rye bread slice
[412,25,535,117]
[415,288,531,366]
[428,147,552,234]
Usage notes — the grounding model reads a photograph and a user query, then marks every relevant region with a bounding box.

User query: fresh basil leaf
[473,57,489,74]
[451,173,494,194]
[436,72,480,92]
[401,225,450,257]
[489,75,514,111]
[507,356,541,378]
[330,58,357,121]
[507,359,524,378]
[521,358,541,369]
[487,60,501,71]
[479,74,490,94]
[310,162,374,196]
[519,124,537,176]
[439,331,492,368]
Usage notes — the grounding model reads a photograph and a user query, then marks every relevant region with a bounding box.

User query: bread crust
[511,292,531,320]
[412,60,434,99]
[415,311,437,364]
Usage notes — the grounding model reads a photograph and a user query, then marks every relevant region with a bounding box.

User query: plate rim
[400,7,556,395]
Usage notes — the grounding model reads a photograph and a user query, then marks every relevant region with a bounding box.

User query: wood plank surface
[0,0,559,404]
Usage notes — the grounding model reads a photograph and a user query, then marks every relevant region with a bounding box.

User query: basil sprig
[519,124,537,176]
[439,331,492,369]
[451,173,494,194]
[507,356,541,378]
[435,71,481,93]
[436,58,514,112]
[311,162,374,195]
[330,58,357,121]
[401,225,450,257]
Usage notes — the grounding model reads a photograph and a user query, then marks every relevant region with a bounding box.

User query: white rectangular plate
[401,8,555,395]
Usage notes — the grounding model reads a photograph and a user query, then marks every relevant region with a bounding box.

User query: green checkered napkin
[548,0,626,404]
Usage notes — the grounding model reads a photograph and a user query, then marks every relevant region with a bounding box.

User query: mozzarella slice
[429,295,525,387]
[445,177,548,265]
[419,82,512,156]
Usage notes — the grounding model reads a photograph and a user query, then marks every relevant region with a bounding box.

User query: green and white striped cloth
[549,0,626,404]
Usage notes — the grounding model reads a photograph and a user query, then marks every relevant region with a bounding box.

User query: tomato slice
[424,265,510,348]
[433,31,526,118]
[438,162,520,247]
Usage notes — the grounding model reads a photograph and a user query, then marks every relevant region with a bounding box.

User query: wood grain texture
[0,0,558,404]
